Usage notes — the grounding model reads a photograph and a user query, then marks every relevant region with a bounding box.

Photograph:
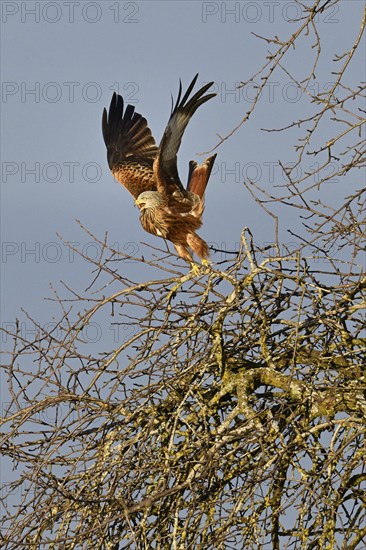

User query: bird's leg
[201,258,211,268]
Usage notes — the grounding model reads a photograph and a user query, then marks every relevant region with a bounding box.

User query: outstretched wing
[154,74,216,198]
[102,93,159,198]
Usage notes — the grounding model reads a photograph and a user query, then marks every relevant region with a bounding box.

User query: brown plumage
[102,74,217,264]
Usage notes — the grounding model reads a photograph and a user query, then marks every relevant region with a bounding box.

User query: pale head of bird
[135,191,164,211]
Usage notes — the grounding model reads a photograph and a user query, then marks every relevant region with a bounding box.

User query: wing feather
[154,75,216,197]
[102,93,159,198]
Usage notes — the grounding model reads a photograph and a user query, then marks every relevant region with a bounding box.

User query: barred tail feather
[187,154,217,198]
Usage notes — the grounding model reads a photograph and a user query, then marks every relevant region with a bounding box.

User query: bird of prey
[102,74,217,267]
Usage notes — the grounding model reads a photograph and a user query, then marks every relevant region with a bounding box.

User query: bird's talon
[190,263,201,276]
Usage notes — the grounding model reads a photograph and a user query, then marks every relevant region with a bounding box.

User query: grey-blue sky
[1,0,364,322]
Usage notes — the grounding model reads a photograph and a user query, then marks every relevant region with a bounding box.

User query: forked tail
[187,154,217,198]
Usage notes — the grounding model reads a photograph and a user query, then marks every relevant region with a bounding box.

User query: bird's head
[135,191,164,211]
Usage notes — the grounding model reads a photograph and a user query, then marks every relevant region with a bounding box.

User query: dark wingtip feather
[102,92,158,171]
[157,75,217,194]
[172,79,183,113]
[171,77,216,120]
[102,108,108,145]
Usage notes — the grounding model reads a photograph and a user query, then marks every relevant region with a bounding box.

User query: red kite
[102,75,216,266]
